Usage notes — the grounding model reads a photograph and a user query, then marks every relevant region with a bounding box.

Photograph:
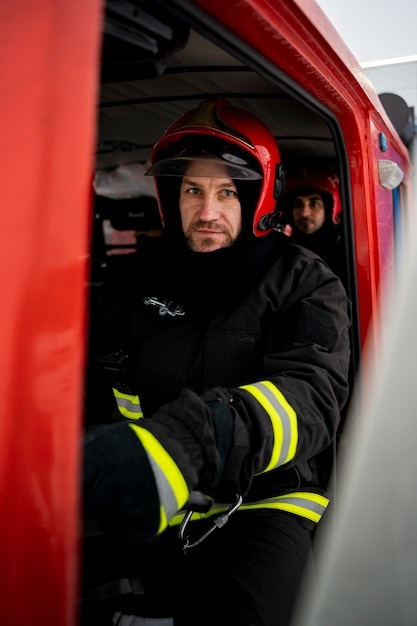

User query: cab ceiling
[95,2,335,171]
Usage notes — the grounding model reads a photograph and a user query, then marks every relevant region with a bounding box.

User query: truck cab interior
[89,0,361,457]
[91,0,355,297]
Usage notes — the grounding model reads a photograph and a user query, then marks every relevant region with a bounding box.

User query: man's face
[179,161,242,252]
[292,192,326,235]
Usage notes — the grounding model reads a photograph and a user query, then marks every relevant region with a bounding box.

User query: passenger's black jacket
[291,222,344,281]
[86,230,351,525]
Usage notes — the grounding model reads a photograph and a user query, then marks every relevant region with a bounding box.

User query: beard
[184,220,235,252]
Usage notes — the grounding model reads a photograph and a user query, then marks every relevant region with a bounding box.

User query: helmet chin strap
[255,163,286,232]
[274,164,286,199]
[257,211,282,232]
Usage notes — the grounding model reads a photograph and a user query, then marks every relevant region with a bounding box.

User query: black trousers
[81,510,314,626]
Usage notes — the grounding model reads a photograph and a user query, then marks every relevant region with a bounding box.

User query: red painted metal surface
[0,0,102,624]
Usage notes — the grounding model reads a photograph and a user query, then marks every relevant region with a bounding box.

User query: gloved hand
[82,387,254,543]
[83,422,161,544]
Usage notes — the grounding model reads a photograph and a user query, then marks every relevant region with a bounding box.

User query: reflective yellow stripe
[169,491,329,526]
[113,388,143,420]
[129,424,189,534]
[243,492,328,523]
[159,506,168,535]
[240,381,298,471]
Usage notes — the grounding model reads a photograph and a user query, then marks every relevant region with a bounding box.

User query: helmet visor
[146,143,262,180]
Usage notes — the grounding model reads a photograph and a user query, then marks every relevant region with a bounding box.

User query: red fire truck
[0,1,413,624]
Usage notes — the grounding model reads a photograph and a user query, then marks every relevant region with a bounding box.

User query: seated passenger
[82,100,351,626]
[280,164,343,275]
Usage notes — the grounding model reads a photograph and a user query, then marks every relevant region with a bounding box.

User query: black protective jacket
[86,230,351,527]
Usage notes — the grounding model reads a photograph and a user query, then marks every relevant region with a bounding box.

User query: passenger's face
[292,193,326,235]
[179,161,242,252]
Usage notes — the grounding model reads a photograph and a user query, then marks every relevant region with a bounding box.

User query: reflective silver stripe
[113,388,143,420]
[240,380,298,471]
[169,491,329,526]
[247,493,328,522]
[129,425,189,534]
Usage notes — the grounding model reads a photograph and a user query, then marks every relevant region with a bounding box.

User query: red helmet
[281,164,341,225]
[146,98,285,236]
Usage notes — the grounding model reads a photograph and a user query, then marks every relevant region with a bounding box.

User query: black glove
[83,422,160,544]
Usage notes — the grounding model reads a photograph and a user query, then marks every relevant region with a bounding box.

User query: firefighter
[82,98,351,626]
[279,164,343,276]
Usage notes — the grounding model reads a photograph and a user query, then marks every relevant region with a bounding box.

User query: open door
[0,1,102,624]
